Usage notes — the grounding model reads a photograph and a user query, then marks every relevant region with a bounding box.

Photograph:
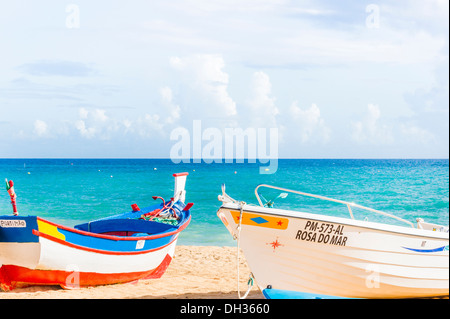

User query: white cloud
[351,104,440,151]
[400,123,436,144]
[75,119,96,139]
[123,119,132,134]
[160,86,181,124]
[144,0,448,69]
[74,108,116,140]
[382,0,449,33]
[168,0,289,15]
[351,104,394,144]
[33,119,48,137]
[136,114,164,138]
[352,104,386,143]
[160,86,173,102]
[2,1,447,158]
[170,54,237,117]
[73,103,177,140]
[246,71,279,127]
[79,107,89,119]
[169,56,183,68]
[92,109,108,122]
[289,102,330,143]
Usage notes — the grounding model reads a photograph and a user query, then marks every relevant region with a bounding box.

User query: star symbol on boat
[267,238,284,252]
[276,220,283,226]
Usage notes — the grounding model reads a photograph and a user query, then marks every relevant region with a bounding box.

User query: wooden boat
[0,173,191,291]
[217,184,449,299]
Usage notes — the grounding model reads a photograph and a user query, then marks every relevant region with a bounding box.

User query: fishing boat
[0,173,192,291]
[217,184,449,299]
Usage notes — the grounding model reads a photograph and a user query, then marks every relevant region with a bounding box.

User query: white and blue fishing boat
[0,173,191,291]
[217,184,449,299]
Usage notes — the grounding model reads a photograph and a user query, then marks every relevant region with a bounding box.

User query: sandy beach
[2,245,448,300]
[0,245,264,299]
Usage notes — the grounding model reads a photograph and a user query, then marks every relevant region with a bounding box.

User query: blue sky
[0,0,448,158]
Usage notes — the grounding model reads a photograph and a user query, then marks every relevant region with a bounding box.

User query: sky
[0,0,448,159]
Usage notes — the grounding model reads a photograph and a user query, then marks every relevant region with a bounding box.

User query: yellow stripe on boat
[37,220,66,241]
[230,210,289,230]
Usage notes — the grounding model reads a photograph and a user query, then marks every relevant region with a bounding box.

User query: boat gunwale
[35,213,191,242]
[33,229,180,255]
[219,202,449,241]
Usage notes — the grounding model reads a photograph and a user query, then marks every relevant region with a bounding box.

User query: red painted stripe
[142,253,172,279]
[36,215,191,241]
[0,254,172,291]
[33,229,177,255]
[173,172,189,177]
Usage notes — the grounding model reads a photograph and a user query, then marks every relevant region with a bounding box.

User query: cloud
[289,102,330,143]
[0,1,447,159]
[234,1,447,68]
[351,104,394,144]
[18,60,96,77]
[169,0,289,15]
[382,0,449,35]
[33,119,49,137]
[135,114,164,138]
[400,123,436,144]
[74,119,96,139]
[170,54,237,118]
[144,0,449,81]
[74,108,116,140]
[246,71,279,127]
[0,77,84,102]
[244,71,331,145]
[351,104,438,147]
[73,101,178,141]
[404,55,449,116]
[160,86,181,124]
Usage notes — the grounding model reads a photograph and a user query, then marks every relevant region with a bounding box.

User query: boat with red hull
[0,173,191,291]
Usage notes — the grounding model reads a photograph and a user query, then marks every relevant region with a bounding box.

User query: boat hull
[0,215,189,291]
[0,242,175,290]
[218,203,449,299]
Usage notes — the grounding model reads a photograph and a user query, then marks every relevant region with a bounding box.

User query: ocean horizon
[1,158,448,246]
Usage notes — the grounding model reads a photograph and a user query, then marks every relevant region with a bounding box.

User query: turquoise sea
[0,159,448,246]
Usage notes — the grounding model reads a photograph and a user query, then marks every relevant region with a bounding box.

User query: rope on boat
[5,179,18,216]
[236,201,254,299]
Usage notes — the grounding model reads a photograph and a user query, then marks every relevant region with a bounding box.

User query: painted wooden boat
[217,184,449,299]
[0,173,191,291]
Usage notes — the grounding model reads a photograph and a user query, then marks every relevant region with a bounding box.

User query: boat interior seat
[74,218,177,235]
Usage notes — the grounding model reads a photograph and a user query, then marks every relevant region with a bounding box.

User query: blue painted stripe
[402,245,448,253]
[0,216,39,243]
[59,227,176,252]
[1,200,191,252]
[263,288,356,299]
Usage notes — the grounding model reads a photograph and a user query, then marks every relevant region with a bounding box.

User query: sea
[0,159,448,246]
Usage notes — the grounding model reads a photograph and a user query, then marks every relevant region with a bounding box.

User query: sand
[0,245,264,299]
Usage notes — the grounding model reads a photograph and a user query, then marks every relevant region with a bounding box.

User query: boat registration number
[295,220,348,246]
[0,219,26,228]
